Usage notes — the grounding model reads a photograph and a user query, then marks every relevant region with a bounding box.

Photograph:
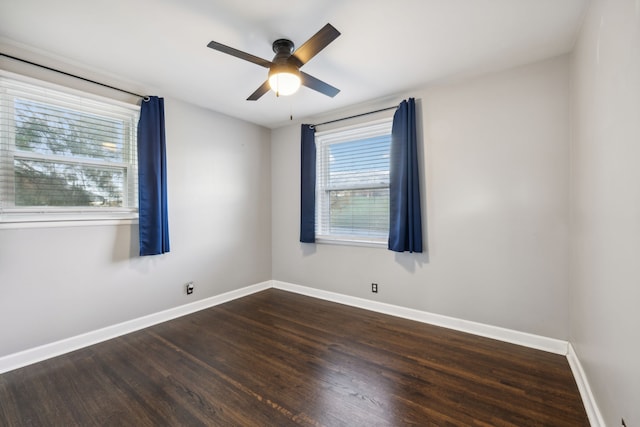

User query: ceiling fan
[207,23,341,101]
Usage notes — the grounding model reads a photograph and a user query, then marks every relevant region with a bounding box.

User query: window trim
[315,118,393,247]
[0,71,140,225]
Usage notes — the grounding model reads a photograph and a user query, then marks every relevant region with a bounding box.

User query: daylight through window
[0,73,139,223]
[315,118,392,245]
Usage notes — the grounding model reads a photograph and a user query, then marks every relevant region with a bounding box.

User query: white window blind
[315,119,392,245]
[0,73,139,223]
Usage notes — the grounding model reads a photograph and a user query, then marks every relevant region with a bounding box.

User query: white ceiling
[0,0,588,129]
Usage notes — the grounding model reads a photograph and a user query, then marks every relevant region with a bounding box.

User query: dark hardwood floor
[0,289,588,426]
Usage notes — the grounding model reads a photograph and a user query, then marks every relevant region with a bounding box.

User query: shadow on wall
[112,223,140,263]
[301,243,317,257]
[395,250,429,273]
[300,240,429,273]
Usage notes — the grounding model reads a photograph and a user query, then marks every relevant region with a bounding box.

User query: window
[315,118,392,245]
[0,73,139,223]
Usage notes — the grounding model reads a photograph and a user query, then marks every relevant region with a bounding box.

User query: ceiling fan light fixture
[268,64,301,96]
[207,24,340,101]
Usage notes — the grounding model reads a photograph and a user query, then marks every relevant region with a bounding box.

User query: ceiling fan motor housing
[269,39,300,80]
[272,39,295,56]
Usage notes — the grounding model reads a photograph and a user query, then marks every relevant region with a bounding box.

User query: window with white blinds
[0,73,139,223]
[315,118,392,245]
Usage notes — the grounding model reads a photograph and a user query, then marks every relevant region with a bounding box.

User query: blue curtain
[300,124,316,243]
[388,98,423,253]
[137,96,170,256]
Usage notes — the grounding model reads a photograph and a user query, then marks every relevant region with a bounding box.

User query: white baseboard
[0,279,570,376]
[567,343,604,427]
[0,281,272,374]
[2,278,597,424]
[1,279,598,425]
[273,280,568,355]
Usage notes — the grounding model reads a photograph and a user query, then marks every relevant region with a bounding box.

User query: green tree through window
[0,74,139,221]
[13,98,126,207]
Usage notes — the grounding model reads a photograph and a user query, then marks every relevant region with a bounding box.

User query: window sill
[0,214,139,229]
[315,237,387,249]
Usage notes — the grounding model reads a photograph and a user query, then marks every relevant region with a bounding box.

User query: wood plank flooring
[0,289,589,426]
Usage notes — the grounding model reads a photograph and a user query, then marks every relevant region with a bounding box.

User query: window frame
[0,71,140,226]
[315,118,393,247]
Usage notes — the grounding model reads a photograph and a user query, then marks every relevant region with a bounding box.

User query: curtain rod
[1,52,148,100]
[310,105,397,128]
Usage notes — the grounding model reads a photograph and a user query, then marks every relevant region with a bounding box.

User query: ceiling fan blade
[247,80,271,101]
[207,41,272,68]
[300,72,340,98]
[291,23,340,67]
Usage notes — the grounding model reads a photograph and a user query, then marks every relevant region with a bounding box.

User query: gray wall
[4,9,639,422]
[570,0,640,424]
[272,56,570,340]
[0,72,272,357]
